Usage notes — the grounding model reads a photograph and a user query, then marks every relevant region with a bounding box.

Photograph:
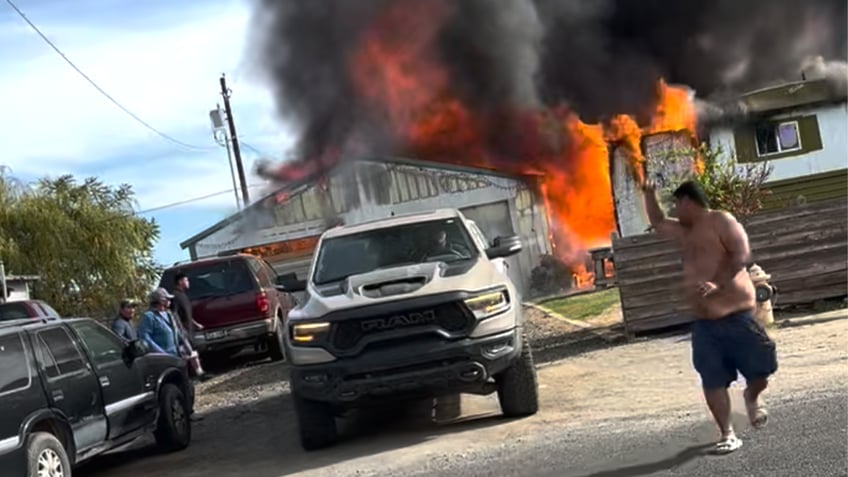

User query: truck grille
[331,301,473,351]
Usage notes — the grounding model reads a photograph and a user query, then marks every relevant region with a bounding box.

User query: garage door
[460,202,527,294]
[461,202,515,240]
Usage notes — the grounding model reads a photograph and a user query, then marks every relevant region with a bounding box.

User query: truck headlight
[464,290,510,319]
[291,322,330,343]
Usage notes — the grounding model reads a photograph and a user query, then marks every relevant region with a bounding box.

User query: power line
[134,183,266,215]
[240,141,270,157]
[5,0,217,152]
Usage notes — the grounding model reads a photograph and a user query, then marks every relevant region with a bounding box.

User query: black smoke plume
[249,0,847,165]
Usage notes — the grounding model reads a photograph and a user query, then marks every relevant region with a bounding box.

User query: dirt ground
[78,315,848,477]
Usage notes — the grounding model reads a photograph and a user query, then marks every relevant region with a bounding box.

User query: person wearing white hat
[136,287,181,356]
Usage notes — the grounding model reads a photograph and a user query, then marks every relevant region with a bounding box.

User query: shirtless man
[641,179,778,454]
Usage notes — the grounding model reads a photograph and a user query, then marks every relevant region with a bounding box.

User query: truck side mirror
[486,235,523,259]
[124,340,148,361]
[275,274,307,292]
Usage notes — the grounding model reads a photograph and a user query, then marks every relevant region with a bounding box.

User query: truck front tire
[496,335,540,417]
[292,392,338,451]
[26,432,70,477]
[154,383,192,452]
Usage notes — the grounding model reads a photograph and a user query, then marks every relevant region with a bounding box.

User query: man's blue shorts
[691,309,778,389]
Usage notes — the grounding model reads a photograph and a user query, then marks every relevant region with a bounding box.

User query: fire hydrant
[748,264,777,326]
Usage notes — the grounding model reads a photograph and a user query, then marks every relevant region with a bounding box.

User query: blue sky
[0,0,295,266]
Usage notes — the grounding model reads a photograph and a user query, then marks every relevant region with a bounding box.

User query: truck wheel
[26,432,70,477]
[293,392,338,451]
[268,317,286,362]
[154,383,192,452]
[496,336,539,417]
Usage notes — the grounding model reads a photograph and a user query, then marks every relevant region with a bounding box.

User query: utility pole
[210,105,241,210]
[219,74,250,205]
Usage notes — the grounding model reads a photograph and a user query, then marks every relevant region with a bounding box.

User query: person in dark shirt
[170,273,209,383]
[111,299,139,342]
[171,272,203,340]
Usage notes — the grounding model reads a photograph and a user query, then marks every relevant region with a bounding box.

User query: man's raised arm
[641,181,683,240]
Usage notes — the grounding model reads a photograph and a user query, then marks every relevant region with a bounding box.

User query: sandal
[744,391,769,429]
[714,435,743,455]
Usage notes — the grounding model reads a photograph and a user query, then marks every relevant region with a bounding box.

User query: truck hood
[289,258,508,321]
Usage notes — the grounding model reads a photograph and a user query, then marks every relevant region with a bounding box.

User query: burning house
[181,0,845,293]
[179,157,553,296]
[706,61,848,209]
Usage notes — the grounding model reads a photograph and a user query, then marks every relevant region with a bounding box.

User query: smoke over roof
[249,0,846,161]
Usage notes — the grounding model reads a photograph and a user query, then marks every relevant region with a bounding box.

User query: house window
[755,121,802,156]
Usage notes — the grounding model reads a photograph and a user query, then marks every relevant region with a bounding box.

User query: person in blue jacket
[137,287,181,356]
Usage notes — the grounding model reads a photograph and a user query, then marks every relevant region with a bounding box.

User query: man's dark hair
[174,272,188,284]
[672,180,709,208]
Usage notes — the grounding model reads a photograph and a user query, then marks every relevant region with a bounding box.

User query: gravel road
[78,313,847,477]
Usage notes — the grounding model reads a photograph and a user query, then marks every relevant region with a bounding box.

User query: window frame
[70,321,126,370]
[0,332,32,397]
[754,120,803,157]
[35,326,90,382]
[466,220,490,252]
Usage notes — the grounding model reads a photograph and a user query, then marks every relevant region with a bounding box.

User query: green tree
[694,144,773,219]
[652,143,773,220]
[0,173,160,317]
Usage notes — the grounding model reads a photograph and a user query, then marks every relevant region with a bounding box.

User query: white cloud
[0,0,292,199]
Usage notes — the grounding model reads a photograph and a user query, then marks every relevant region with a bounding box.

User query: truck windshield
[313,218,477,285]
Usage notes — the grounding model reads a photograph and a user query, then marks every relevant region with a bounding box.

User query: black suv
[0,318,194,476]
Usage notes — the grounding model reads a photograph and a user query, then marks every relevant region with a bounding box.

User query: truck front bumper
[289,327,521,405]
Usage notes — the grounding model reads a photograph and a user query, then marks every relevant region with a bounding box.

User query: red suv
[0,300,61,321]
[159,254,294,362]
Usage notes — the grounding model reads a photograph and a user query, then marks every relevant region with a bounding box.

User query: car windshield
[313,218,477,285]
[162,260,255,300]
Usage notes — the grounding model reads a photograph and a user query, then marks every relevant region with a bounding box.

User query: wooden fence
[612,199,848,335]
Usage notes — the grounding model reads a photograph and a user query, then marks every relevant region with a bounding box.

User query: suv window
[72,321,124,368]
[261,261,278,287]
[313,218,477,285]
[161,259,256,300]
[0,333,30,394]
[248,257,271,286]
[0,302,33,321]
[37,327,88,378]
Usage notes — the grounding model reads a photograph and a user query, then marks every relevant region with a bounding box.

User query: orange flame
[571,263,594,290]
[274,1,699,280]
[649,79,697,135]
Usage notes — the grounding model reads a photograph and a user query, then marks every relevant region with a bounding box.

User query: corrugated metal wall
[612,199,848,335]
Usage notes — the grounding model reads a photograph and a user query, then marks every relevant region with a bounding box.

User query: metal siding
[762,168,848,209]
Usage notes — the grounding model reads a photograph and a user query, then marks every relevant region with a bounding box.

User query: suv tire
[26,432,70,477]
[154,383,192,452]
[496,335,539,417]
[267,316,286,362]
[293,392,338,451]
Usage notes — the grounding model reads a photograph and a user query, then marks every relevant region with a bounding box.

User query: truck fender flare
[157,368,187,392]
[20,408,75,462]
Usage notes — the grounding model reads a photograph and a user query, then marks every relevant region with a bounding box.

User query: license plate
[206,330,227,340]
